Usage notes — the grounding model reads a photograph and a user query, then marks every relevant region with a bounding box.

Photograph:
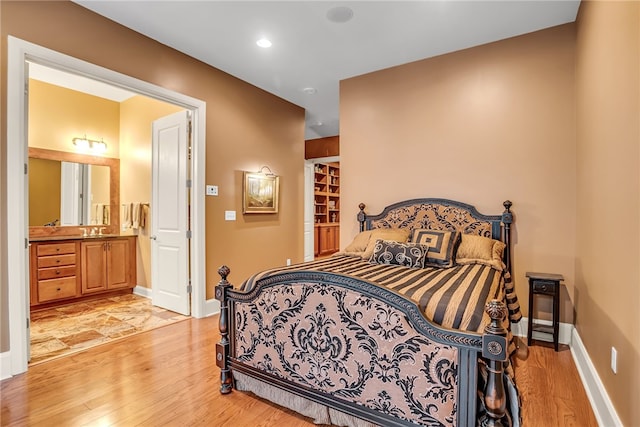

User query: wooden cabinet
[29,236,136,309]
[81,238,135,294]
[30,241,81,305]
[314,162,340,257]
[316,224,340,256]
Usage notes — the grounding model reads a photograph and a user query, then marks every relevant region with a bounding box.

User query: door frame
[303,156,339,261]
[6,36,207,376]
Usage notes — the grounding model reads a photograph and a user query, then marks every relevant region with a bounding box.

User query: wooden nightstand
[525,272,563,351]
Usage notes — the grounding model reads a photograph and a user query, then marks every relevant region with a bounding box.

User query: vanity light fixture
[72,136,90,150]
[73,135,107,153]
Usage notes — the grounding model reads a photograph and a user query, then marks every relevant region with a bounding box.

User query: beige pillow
[344,230,375,253]
[456,234,506,270]
[361,228,410,260]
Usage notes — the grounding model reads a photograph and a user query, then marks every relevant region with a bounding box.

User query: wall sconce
[258,165,275,176]
[73,136,107,153]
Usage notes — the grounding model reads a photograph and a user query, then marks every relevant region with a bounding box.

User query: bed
[215,198,522,426]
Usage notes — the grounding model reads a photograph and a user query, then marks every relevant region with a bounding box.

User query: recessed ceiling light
[256,38,272,48]
[302,87,317,95]
[327,6,354,23]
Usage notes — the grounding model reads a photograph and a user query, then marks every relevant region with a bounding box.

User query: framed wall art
[243,171,280,214]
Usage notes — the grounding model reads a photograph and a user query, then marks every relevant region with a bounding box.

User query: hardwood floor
[1,316,597,426]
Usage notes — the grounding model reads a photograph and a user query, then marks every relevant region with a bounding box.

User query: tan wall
[28,80,120,157]
[341,24,577,324]
[119,95,183,288]
[0,1,305,352]
[575,1,640,425]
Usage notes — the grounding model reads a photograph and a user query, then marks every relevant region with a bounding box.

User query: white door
[151,110,190,315]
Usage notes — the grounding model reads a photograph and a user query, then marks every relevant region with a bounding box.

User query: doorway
[304,156,340,262]
[6,36,207,376]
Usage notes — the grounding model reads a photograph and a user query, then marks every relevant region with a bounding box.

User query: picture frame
[243,171,280,214]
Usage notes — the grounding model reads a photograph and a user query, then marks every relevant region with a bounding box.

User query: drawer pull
[56,260,61,264]
[56,287,61,291]
[56,270,60,275]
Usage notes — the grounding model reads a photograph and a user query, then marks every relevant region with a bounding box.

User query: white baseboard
[510,317,572,345]
[1,351,12,380]
[133,285,152,298]
[570,328,623,427]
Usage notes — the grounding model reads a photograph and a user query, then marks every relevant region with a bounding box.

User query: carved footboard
[215,267,510,427]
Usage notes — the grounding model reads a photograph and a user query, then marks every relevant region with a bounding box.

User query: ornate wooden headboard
[357,198,513,272]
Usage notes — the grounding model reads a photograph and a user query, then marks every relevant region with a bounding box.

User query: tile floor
[29,294,189,364]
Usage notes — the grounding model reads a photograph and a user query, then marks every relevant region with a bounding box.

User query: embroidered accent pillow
[361,228,411,260]
[369,239,428,269]
[411,229,461,268]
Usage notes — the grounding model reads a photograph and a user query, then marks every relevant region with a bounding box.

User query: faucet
[80,228,88,237]
[90,227,97,236]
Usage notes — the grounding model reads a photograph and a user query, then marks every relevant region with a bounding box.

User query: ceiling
[66,1,580,139]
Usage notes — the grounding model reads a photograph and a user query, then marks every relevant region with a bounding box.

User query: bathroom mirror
[28,147,120,237]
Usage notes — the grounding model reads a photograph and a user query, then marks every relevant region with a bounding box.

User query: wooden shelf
[314,162,340,256]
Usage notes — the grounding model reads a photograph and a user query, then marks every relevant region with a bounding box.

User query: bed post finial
[357,203,366,232]
[501,201,513,274]
[480,300,509,427]
[215,265,233,394]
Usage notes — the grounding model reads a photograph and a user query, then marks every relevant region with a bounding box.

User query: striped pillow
[411,229,461,268]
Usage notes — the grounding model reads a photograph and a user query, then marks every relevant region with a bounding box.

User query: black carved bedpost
[215,265,233,394]
[501,201,513,275]
[480,300,509,427]
[357,203,366,232]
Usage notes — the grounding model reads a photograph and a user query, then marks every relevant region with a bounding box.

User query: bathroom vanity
[29,235,137,309]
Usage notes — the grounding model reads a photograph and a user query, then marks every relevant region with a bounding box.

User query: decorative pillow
[344,230,375,254]
[411,229,461,268]
[456,234,506,270]
[361,228,411,260]
[369,240,428,269]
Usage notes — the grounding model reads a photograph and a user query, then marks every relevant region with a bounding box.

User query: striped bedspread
[240,255,521,335]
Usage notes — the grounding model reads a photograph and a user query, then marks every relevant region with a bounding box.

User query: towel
[122,203,132,230]
[132,203,141,229]
[94,203,104,225]
[102,205,109,225]
[140,204,148,229]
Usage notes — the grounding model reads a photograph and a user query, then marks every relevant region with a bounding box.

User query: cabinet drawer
[38,254,76,268]
[37,243,76,256]
[38,277,77,302]
[38,265,76,280]
[532,280,556,295]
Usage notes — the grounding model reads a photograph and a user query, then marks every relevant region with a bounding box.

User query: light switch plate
[225,210,236,221]
[206,185,218,196]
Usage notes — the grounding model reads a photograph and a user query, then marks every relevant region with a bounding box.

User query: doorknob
[150,235,157,240]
